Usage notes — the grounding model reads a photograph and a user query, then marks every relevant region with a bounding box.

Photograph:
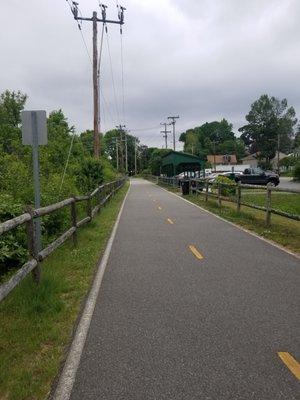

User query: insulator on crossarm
[99,3,108,21]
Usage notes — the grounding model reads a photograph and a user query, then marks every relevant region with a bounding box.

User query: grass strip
[0,183,129,400]
[158,183,300,255]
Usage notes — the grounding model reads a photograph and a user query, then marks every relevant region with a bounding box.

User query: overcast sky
[1,0,300,149]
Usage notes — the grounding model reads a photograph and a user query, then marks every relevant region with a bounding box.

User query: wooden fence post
[266,183,272,226]
[236,181,241,212]
[205,181,209,202]
[25,206,41,284]
[217,183,222,207]
[70,198,77,247]
[97,186,102,206]
[87,195,92,221]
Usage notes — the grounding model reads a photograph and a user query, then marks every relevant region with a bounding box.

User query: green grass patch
[158,183,300,254]
[0,183,129,400]
[242,192,300,215]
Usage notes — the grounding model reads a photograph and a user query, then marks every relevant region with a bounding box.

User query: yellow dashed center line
[278,352,300,380]
[167,218,174,225]
[189,245,204,260]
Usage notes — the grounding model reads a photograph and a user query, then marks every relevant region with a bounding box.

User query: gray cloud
[1,0,299,149]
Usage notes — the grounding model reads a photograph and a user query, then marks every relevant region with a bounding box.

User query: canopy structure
[161,150,204,177]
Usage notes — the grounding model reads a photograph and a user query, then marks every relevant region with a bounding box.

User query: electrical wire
[58,131,76,198]
[130,125,161,132]
[120,32,125,124]
[105,30,121,122]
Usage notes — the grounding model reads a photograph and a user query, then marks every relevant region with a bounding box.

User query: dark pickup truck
[235,168,280,186]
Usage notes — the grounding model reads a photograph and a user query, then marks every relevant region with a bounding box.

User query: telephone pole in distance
[167,115,179,151]
[70,2,125,159]
[160,122,171,149]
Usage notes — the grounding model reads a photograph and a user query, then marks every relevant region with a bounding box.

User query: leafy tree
[0,90,27,155]
[239,95,297,162]
[80,130,94,156]
[294,127,300,153]
[179,119,243,160]
[148,148,169,175]
[293,161,300,180]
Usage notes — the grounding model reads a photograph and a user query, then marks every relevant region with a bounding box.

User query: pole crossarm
[75,17,124,25]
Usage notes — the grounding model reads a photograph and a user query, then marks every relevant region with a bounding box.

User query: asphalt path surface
[278,177,300,191]
[69,179,299,400]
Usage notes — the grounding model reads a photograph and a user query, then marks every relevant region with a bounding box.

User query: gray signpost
[21,110,47,253]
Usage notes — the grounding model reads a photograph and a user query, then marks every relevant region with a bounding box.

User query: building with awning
[161,150,204,177]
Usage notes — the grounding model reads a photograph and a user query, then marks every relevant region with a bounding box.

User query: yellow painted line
[189,245,204,260]
[167,218,174,225]
[278,352,300,380]
[157,206,162,210]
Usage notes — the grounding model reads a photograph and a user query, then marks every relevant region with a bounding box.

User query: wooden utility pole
[70,2,125,159]
[167,116,179,151]
[134,138,137,175]
[93,12,99,158]
[116,124,126,173]
[125,134,128,173]
[115,137,119,171]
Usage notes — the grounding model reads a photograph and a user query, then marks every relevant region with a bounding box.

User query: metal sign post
[21,110,47,253]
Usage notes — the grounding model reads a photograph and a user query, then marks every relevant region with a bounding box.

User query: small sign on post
[21,111,47,145]
[21,110,47,256]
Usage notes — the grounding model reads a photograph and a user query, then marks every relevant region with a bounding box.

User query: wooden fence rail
[152,176,300,224]
[0,178,126,302]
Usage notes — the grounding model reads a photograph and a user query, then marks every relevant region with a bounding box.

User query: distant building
[207,154,237,166]
[242,152,288,169]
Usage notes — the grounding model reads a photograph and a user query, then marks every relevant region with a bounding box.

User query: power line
[130,125,161,132]
[105,31,120,123]
[120,31,125,124]
[58,131,76,198]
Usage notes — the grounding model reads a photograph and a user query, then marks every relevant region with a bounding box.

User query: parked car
[235,168,280,186]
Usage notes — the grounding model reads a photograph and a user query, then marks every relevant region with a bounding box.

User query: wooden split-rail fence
[0,178,126,302]
[151,176,300,226]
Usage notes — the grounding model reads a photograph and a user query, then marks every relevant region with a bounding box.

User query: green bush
[214,175,236,197]
[0,194,27,277]
[293,161,300,180]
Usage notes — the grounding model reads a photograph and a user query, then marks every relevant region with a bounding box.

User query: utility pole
[92,12,99,158]
[125,134,128,174]
[115,137,119,171]
[167,115,179,151]
[70,2,125,158]
[160,122,171,149]
[134,138,137,175]
[213,140,216,172]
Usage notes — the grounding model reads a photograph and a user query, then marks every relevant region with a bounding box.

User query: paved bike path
[69,179,299,400]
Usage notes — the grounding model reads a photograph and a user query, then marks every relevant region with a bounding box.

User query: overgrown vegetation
[0,90,118,278]
[0,183,128,400]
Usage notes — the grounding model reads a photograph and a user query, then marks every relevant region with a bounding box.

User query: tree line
[179,94,299,169]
